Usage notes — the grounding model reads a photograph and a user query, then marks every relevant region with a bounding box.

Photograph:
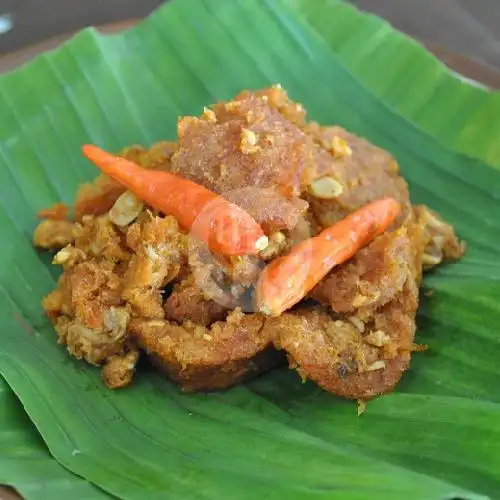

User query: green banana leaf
[1,0,500,499]
[292,0,500,167]
[0,377,110,500]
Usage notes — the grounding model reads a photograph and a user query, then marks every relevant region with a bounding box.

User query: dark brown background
[0,0,500,69]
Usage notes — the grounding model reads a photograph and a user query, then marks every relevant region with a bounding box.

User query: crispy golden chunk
[74,215,130,262]
[74,175,126,222]
[235,85,307,126]
[304,124,411,229]
[269,219,425,400]
[55,307,130,365]
[414,205,466,268]
[311,223,423,316]
[122,215,186,318]
[164,274,228,326]
[41,207,186,383]
[45,253,129,365]
[102,349,140,389]
[130,310,280,391]
[268,292,417,400]
[171,88,335,232]
[33,219,78,249]
[37,202,70,220]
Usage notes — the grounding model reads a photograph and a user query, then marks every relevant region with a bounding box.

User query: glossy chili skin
[256,198,402,316]
[82,145,267,256]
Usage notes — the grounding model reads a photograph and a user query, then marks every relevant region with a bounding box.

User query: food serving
[33,86,465,400]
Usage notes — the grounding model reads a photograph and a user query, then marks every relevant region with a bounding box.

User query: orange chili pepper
[82,145,268,256]
[255,198,401,316]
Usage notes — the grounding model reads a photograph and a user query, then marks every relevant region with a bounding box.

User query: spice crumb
[357,399,366,417]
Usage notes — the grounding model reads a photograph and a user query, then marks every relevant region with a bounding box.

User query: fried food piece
[46,255,129,364]
[75,175,126,222]
[414,205,466,269]
[130,310,281,391]
[75,142,177,220]
[36,86,465,399]
[42,210,185,383]
[171,88,335,232]
[120,141,178,169]
[186,238,262,310]
[310,223,422,316]
[257,198,402,317]
[102,349,140,389]
[122,214,186,318]
[268,220,425,400]
[37,202,70,220]
[235,85,307,126]
[164,274,228,326]
[269,290,416,400]
[224,187,309,234]
[108,191,144,227]
[66,260,125,329]
[54,304,131,365]
[304,124,411,229]
[33,219,78,249]
[74,215,131,262]
[42,229,123,325]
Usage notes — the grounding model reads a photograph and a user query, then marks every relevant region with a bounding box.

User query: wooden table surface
[0,1,499,499]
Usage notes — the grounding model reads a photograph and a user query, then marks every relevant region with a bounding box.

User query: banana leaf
[1,0,500,499]
[0,377,110,500]
[291,0,500,167]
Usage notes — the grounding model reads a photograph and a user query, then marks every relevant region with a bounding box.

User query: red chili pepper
[255,198,401,316]
[82,145,268,256]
